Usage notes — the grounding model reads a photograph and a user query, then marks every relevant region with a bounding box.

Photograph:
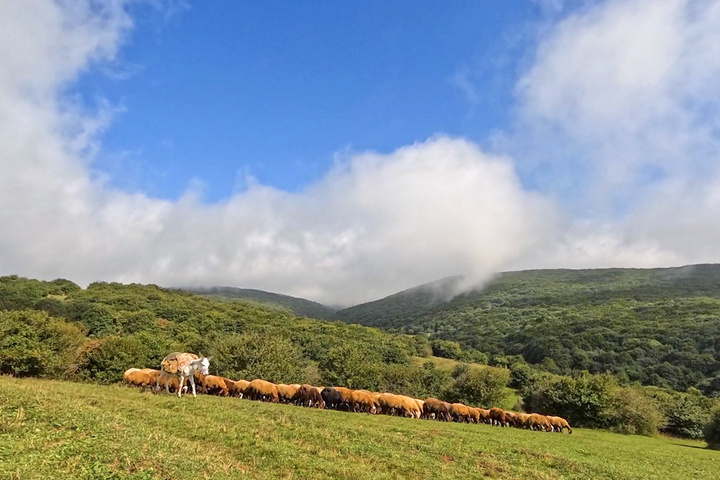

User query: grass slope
[1,377,716,480]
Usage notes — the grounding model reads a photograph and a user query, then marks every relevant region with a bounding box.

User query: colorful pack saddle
[161,352,199,375]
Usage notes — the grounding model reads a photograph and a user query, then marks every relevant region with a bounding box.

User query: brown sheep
[476,408,491,424]
[349,390,379,413]
[276,384,301,403]
[423,398,452,421]
[415,399,425,417]
[515,412,532,429]
[245,379,279,403]
[450,403,472,423]
[222,378,237,393]
[489,407,507,427]
[547,415,573,434]
[504,411,520,428]
[124,369,154,389]
[196,374,229,396]
[378,394,419,418]
[466,407,481,424]
[528,413,552,432]
[232,379,250,398]
[397,395,422,418]
[292,384,325,408]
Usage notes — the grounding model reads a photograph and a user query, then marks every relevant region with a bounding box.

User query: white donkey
[155,352,211,398]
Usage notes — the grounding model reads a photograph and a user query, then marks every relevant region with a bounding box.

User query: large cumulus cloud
[0,1,557,306]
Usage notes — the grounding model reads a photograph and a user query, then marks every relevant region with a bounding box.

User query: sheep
[489,407,507,427]
[321,386,354,411]
[527,413,553,432]
[197,374,229,396]
[349,390,379,414]
[292,385,325,408]
[423,398,452,421]
[276,384,301,403]
[232,379,250,398]
[450,403,472,423]
[245,379,279,403]
[547,415,573,434]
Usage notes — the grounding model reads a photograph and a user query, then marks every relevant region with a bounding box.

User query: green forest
[3,273,720,444]
[335,265,720,396]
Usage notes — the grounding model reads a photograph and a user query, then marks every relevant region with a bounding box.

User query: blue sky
[82,1,548,201]
[2,0,720,305]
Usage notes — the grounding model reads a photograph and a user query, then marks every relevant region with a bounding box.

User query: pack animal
[155,352,211,398]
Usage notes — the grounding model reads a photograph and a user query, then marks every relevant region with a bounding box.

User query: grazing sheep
[245,379,279,403]
[378,394,420,418]
[276,384,301,403]
[349,390,379,414]
[232,379,250,398]
[197,374,229,396]
[547,415,573,434]
[123,369,154,389]
[489,407,507,427]
[504,411,520,428]
[292,385,325,408]
[466,407,481,424]
[515,412,532,429]
[321,387,354,411]
[423,398,452,421]
[528,413,553,432]
[450,403,472,423]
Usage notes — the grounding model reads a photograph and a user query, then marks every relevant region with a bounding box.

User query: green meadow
[1,377,717,480]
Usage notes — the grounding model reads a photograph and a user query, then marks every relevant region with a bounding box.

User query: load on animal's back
[156,352,211,398]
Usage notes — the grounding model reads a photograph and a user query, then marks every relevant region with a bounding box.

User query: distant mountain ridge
[185,286,337,319]
[333,264,720,328]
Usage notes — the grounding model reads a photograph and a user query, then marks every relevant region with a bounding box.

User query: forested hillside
[185,286,337,319]
[335,265,720,395]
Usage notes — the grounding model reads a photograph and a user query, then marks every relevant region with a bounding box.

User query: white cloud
[4,0,720,308]
[512,0,720,270]
[0,1,559,306]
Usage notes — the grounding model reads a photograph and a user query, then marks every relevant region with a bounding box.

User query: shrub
[704,407,720,449]
[318,343,382,390]
[75,335,154,383]
[443,364,510,407]
[431,339,464,360]
[0,310,85,378]
[210,333,307,384]
[523,372,663,436]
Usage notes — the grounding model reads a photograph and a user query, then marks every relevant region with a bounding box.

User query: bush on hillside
[704,407,720,449]
[75,335,160,383]
[431,339,464,360]
[443,364,510,408]
[318,343,383,390]
[210,333,308,384]
[0,310,85,377]
[523,372,663,436]
[645,387,714,439]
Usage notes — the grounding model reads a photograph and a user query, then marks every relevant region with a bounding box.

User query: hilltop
[185,285,337,319]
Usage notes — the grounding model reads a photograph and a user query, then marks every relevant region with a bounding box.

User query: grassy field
[1,377,717,480]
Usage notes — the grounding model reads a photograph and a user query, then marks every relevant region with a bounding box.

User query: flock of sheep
[122,367,572,434]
